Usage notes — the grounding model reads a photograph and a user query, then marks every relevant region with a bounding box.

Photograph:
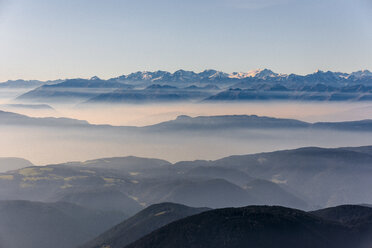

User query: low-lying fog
[2,126,372,165]
[3,101,372,126]
[1,102,372,165]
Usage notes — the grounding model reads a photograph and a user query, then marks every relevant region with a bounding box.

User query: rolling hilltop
[125,205,372,248]
[3,109,372,132]
[83,204,372,248]
[0,146,371,247]
[1,146,372,211]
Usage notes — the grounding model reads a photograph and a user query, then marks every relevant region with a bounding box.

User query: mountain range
[16,78,133,103]
[111,69,372,85]
[3,109,372,132]
[2,70,372,247]
[7,69,372,103]
[3,109,372,165]
[0,145,372,247]
[0,79,62,89]
[1,145,372,211]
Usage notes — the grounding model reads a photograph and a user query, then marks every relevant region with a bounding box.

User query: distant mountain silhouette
[0,157,33,173]
[12,69,372,103]
[145,115,310,131]
[2,104,54,110]
[1,145,372,213]
[145,115,372,132]
[204,146,372,207]
[86,85,213,103]
[0,79,61,89]
[4,110,372,132]
[154,178,256,208]
[111,69,372,87]
[16,78,132,102]
[184,166,254,186]
[244,179,309,209]
[0,110,89,127]
[50,187,142,215]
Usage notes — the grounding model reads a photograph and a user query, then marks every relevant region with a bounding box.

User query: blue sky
[0,0,371,81]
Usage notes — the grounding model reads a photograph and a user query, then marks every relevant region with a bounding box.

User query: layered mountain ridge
[111,69,372,84]
[10,69,372,103]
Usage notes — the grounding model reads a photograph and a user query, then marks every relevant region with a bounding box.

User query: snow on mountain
[90,76,101,81]
[350,70,372,79]
[229,69,286,79]
[110,69,372,85]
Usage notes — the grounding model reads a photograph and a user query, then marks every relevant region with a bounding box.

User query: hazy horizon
[2,101,372,165]
[2,101,372,126]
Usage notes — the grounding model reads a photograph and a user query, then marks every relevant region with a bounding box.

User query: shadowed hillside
[125,206,369,248]
[0,200,127,248]
[81,202,209,248]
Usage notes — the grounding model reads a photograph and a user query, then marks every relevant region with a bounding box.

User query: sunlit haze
[3,102,372,126]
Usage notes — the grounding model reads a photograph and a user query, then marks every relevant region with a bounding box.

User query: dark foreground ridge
[124,205,372,248]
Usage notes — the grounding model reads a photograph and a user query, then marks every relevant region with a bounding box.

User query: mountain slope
[125,206,359,248]
[0,79,61,89]
[0,110,89,127]
[158,179,255,208]
[145,114,310,131]
[81,203,209,248]
[184,166,254,186]
[0,200,127,248]
[312,205,372,247]
[311,205,372,225]
[0,157,33,173]
[50,188,142,214]
[208,146,372,207]
[85,85,214,103]
[3,110,372,133]
[17,78,132,102]
[244,179,309,209]
[1,145,372,211]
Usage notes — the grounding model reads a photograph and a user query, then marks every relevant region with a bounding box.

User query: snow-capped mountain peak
[90,76,101,81]
[229,69,285,79]
[350,70,372,79]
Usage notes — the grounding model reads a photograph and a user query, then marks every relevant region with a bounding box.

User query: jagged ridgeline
[4,69,371,103]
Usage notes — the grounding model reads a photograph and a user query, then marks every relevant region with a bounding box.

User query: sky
[0,0,371,81]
